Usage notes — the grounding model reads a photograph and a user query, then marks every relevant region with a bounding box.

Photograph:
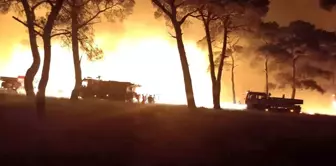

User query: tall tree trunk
[265,55,269,97]
[215,25,229,109]
[21,1,40,98]
[70,3,82,100]
[291,58,297,99]
[203,17,220,109]
[173,23,196,109]
[36,36,51,119]
[230,55,236,104]
[35,0,65,119]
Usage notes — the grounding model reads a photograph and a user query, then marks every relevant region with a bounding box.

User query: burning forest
[3,1,336,165]
[0,0,336,115]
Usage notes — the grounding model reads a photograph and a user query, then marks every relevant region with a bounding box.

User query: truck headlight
[82,81,88,87]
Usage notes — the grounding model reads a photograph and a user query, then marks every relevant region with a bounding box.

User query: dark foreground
[1,95,336,166]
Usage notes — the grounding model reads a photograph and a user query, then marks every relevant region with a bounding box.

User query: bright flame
[1,36,246,110]
[301,94,336,116]
[332,101,336,109]
[332,94,336,111]
[2,37,334,114]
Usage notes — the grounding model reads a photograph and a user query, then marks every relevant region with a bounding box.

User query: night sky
[265,0,336,30]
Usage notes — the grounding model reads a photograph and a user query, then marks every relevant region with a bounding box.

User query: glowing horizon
[0,35,248,110]
[3,35,336,115]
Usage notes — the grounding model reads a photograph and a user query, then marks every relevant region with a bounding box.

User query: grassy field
[1,95,336,166]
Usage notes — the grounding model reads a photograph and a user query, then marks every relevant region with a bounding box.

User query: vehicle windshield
[248,93,267,100]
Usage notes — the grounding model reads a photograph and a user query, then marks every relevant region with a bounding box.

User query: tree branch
[51,31,70,38]
[77,5,114,29]
[33,22,44,31]
[12,16,42,36]
[61,3,71,13]
[51,30,71,38]
[191,6,205,19]
[152,0,173,19]
[190,14,202,18]
[32,0,48,11]
[76,0,91,8]
[231,38,240,47]
[175,1,184,8]
[168,31,176,38]
[46,0,55,7]
[179,9,198,25]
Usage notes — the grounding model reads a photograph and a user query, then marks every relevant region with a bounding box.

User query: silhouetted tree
[320,0,336,11]
[59,0,135,100]
[194,0,234,109]
[314,29,336,61]
[35,0,66,118]
[0,0,70,101]
[257,44,288,95]
[277,21,331,98]
[152,0,198,108]
[255,21,335,98]
[253,22,282,95]
[195,0,269,108]
[225,37,243,103]
[0,0,43,98]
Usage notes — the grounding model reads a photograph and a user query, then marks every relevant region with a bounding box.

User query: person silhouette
[142,94,147,104]
[148,95,154,103]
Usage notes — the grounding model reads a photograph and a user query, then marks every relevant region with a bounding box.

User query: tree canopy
[320,0,336,11]
[251,20,336,96]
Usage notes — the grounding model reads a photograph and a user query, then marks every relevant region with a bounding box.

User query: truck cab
[245,91,268,102]
[245,91,269,110]
[245,91,302,113]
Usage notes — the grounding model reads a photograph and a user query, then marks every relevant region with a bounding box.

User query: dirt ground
[1,96,336,166]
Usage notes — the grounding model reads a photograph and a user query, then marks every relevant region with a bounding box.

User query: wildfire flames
[2,36,336,114]
[1,35,247,110]
[1,2,335,114]
[2,34,336,113]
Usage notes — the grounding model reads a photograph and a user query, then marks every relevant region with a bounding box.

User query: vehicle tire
[294,106,301,114]
[270,108,282,113]
[246,105,253,110]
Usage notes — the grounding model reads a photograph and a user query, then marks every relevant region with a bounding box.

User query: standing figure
[141,94,147,104]
[135,93,140,103]
[148,95,154,104]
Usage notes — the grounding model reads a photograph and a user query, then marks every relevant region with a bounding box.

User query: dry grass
[1,95,336,166]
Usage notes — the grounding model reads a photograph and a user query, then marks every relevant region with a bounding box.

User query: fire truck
[79,77,141,102]
[0,76,24,91]
[245,91,303,113]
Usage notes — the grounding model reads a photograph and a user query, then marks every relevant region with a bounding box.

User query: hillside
[1,96,336,166]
